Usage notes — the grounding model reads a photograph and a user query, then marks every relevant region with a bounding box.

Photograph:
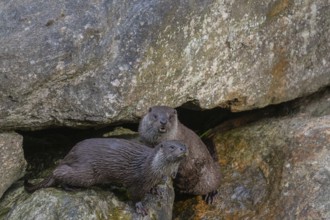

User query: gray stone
[212,115,330,219]
[0,133,26,199]
[1,0,329,131]
[1,184,133,220]
[173,88,330,219]
[0,179,175,220]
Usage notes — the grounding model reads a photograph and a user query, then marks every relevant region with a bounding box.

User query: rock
[0,133,26,199]
[140,178,176,220]
[0,179,175,220]
[1,0,329,131]
[173,88,330,219]
[213,116,330,219]
[0,182,133,220]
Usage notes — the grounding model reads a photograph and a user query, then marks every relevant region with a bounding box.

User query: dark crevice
[176,106,231,134]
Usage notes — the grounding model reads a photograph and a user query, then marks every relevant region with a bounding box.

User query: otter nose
[180,146,186,152]
[160,118,168,125]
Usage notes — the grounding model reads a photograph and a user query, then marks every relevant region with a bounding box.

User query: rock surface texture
[0,175,176,220]
[1,185,133,220]
[1,0,329,130]
[0,133,26,199]
[174,88,330,219]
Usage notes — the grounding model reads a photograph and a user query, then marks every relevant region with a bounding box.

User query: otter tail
[24,175,56,193]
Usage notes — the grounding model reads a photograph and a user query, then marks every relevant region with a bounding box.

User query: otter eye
[169,114,175,120]
[153,114,158,120]
[170,145,175,150]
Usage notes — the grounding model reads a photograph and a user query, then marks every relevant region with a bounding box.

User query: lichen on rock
[0,0,329,131]
[0,133,26,199]
[174,88,330,219]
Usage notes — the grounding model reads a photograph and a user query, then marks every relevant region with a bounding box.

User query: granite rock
[1,0,329,131]
[0,133,26,199]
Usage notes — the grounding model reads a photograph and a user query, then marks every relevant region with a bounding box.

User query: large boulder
[174,88,330,219]
[1,181,175,220]
[1,0,329,131]
[212,116,330,219]
[1,185,133,220]
[0,133,26,199]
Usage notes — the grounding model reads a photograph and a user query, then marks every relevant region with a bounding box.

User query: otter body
[139,106,221,202]
[25,138,186,215]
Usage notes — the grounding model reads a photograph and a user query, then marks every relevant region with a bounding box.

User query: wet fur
[24,138,186,203]
[138,106,221,196]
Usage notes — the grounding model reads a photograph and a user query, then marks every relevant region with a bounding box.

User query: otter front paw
[203,190,218,204]
[135,202,148,216]
[171,171,178,179]
[61,184,81,191]
[150,186,164,198]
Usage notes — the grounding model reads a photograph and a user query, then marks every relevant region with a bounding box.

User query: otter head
[152,140,187,178]
[159,140,187,163]
[139,106,178,145]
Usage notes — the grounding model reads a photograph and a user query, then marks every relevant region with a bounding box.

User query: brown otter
[24,138,187,216]
[138,106,221,203]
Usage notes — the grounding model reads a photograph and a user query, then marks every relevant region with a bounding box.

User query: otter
[138,106,221,203]
[24,138,187,216]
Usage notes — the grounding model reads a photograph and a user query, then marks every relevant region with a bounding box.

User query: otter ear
[160,144,163,148]
[148,107,152,112]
